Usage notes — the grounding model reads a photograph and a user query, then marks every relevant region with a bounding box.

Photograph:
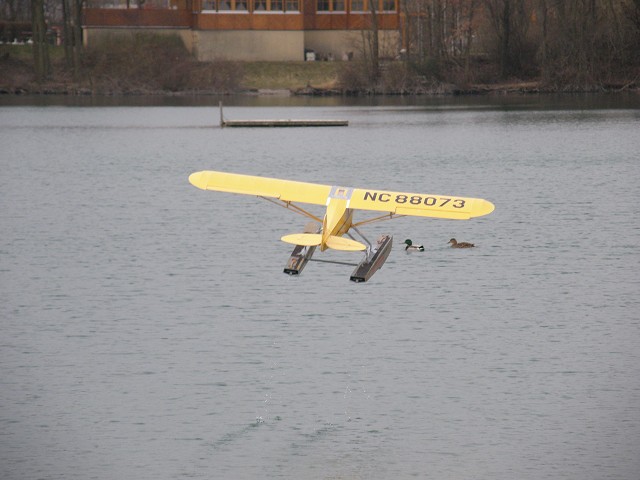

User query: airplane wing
[189,170,494,220]
[189,170,331,205]
[347,188,495,220]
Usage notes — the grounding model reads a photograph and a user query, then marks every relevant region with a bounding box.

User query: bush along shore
[1,36,638,97]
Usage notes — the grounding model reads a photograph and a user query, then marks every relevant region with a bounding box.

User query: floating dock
[223,119,348,128]
[219,102,348,128]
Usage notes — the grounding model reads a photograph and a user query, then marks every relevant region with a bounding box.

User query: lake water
[1,95,639,480]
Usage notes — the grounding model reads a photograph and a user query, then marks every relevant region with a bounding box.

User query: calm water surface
[1,96,639,479]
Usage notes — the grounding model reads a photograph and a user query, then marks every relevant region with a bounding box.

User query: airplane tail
[281,233,366,251]
[325,236,367,251]
[281,233,322,246]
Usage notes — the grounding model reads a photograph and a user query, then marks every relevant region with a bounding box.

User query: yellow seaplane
[188,170,495,282]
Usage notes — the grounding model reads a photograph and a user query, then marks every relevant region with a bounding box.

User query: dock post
[219,101,224,128]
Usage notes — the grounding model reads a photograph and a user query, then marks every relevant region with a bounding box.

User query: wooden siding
[83,5,398,30]
[195,13,304,30]
[83,8,192,28]
[304,12,397,30]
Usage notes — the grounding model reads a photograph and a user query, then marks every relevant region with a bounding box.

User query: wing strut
[259,196,323,223]
[352,213,404,228]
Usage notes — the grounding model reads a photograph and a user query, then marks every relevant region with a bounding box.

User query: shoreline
[2,82,638,98]
[3,40,638,99]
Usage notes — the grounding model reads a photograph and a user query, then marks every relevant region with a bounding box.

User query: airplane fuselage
[321,198,354,251]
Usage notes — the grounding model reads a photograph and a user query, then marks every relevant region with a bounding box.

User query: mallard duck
[404,239,424,251]
[448,238,475,248]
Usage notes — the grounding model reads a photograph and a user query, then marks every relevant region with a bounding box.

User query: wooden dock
[222,119,348,128]
[219,102,348,128]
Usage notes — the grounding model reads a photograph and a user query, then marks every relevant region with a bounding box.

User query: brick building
[83,0,402,61]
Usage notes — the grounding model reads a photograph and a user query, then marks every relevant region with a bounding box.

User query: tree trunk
[368,0,380,82]
[400,0,410,64]
[539,0,549,83]
[499,0,510,78]
[62,0,74,68]
[73,0,84,77]
[62,0,83,77]
[484,0,513,79]
[31,0,50,82]
[463,0,476,84]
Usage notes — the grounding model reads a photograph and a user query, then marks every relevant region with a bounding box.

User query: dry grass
[3,39,635,95]
[1,42,342,94]
[240,61,341,90]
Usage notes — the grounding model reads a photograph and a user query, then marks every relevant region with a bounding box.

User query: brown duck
[448,238,475,248]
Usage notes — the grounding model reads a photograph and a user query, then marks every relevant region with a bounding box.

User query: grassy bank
[241,61,341,91]
[1,39,637,95]
[0,42,343,94]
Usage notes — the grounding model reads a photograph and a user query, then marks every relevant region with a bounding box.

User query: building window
[201,0,298,11]
[252,0,296,11]
[348,0,393,11]
[317,0,344,11]
[200,0,252,10]
[350,0,363,11]
[381,0,395,11]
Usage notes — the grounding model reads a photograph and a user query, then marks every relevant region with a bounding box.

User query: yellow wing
[189,170,495,220]
[189,170,331,205]
[347,188,494,220]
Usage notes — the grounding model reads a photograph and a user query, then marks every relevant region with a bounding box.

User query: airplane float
[188,170,495,282]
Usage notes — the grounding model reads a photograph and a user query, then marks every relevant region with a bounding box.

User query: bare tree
[367,0,381,82]
[624,0,640,32]
[537,0,549,83]
[62,0,73,66]
[61,0,84,76]
[483,0,511,78]
[31,0,50,82]
[482,0,532,78]
[462,0,477,83]
[2,0,31,22]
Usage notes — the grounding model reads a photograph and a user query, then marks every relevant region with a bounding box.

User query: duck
[448,238,475,248]
[404,239,425,252]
